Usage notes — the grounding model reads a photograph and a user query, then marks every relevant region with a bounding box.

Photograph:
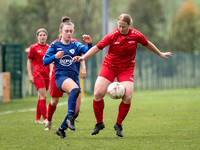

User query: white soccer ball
[107,82,125,99]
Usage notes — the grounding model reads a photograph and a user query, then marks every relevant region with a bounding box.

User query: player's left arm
[49,63,54,78]
[80,60,86,79]
[144,41,172,59]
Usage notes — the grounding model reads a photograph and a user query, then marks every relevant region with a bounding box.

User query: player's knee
[94,90,104,100]
[122,95,132,104]
[51,98,59,106]
[71,88,80,96]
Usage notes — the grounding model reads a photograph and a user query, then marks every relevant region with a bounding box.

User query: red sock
[39,99,47,120]
[47,102,57,121]
[93,99,104,124]
[116,101,131,125]
[36,100,41,120]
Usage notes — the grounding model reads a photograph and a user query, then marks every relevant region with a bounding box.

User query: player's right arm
[43,43,64,66]
[73,31,112,62]
[73,45,100,62]
[80,60,86,79]
[27,58,34,84]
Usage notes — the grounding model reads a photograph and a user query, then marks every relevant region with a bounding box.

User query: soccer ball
[107,82,125,99]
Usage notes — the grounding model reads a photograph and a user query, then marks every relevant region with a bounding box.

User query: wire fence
[2,43,199,98]
[134,50,200,90]
[84,49,200,93]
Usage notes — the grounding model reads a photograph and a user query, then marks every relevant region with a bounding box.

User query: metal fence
[134,50,200,90]
[22,49,200,96]
[1,43,22,99]
[84,49,200,93]
[1,43,200,98]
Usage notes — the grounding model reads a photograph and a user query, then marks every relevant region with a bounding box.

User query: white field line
[0,98,85,116]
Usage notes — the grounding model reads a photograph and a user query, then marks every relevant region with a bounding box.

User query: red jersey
[96,28,148,68]
[28,43,50,79]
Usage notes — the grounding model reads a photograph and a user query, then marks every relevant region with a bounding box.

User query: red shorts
[98,63,134,82]
[34,77,49,90]
[50,71,63,98]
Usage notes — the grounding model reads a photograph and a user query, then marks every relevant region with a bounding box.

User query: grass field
[0,88,199,150]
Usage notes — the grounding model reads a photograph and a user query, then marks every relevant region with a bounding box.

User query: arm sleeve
[43,43,56,66]
[137,31,148,46]
[27,45,34,59]
[96,33,111,50]
[87,42,93,49]
[76,42,93,54]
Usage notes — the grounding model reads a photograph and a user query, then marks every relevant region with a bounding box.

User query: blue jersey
[43,40,91,76]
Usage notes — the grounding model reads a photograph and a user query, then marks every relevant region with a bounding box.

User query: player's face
[61,25,74,42]
[118,20,130,35]
[37,31,47,45]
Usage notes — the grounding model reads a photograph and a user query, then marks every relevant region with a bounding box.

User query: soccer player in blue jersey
[43,16,92,138]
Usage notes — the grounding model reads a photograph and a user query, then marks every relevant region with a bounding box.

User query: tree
[128,0,166,49]
[172,0,200,53]
[4,0,103,48]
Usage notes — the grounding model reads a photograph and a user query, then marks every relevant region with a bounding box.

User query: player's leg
[37,87,48,122]
[54,72,80,138]
[91,64,115,135]
[34,78,48,124]
[91,77,112,135]
[114,68,134,137]
[60,78,80,130]
[56,77,80,138]
[45,97,59,131]
[35,93,42,124]
[45,76,63,130]
[74,93,81,120]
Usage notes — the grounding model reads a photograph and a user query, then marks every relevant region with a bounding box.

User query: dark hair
[59,16,74,30]
[118,14,133,25]
[62,16,71,23]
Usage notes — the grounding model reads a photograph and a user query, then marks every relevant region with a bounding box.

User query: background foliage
[0,0,200,53]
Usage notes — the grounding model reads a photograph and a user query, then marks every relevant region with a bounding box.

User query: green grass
[0,88,200,150]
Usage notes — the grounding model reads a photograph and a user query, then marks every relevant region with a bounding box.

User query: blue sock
[60,88,80,130]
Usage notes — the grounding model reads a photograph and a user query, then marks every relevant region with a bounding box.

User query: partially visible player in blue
[43,16,93,139]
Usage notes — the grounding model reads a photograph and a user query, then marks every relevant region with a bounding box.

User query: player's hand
[29,75,34,84]
[80,68,87,79]
[72,56,84,62]
[55,51,64,59]
[160,52,172,59]
[82,34,92,44]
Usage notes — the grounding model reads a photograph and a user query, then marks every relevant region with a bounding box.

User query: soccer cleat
[44,121,51,131]
[66,116,75,131]
[114,123,123,137]
[56,128,67,139]
[73,114,79,121]
[91,122,105,135]
[43,119,48,125]
[35,120,43,124]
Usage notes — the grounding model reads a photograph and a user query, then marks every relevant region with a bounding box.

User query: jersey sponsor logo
[37,50,42,53]
[128,41,136,43]
[69,49,75,54]
[59,55,73,66]
[130,78,134,81]
[57,48,62,51]
[114,42,120,44]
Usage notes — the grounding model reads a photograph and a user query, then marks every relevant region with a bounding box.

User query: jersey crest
[69,49,75,54]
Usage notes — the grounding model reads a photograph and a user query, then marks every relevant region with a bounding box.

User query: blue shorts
[55,71,80,92]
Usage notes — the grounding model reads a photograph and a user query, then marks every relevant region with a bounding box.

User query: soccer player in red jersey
[27,28,52,124]
[73,14,172,137]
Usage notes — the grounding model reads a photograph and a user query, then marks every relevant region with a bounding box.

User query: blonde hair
[118,14,133,25]
[36,28,48,36]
